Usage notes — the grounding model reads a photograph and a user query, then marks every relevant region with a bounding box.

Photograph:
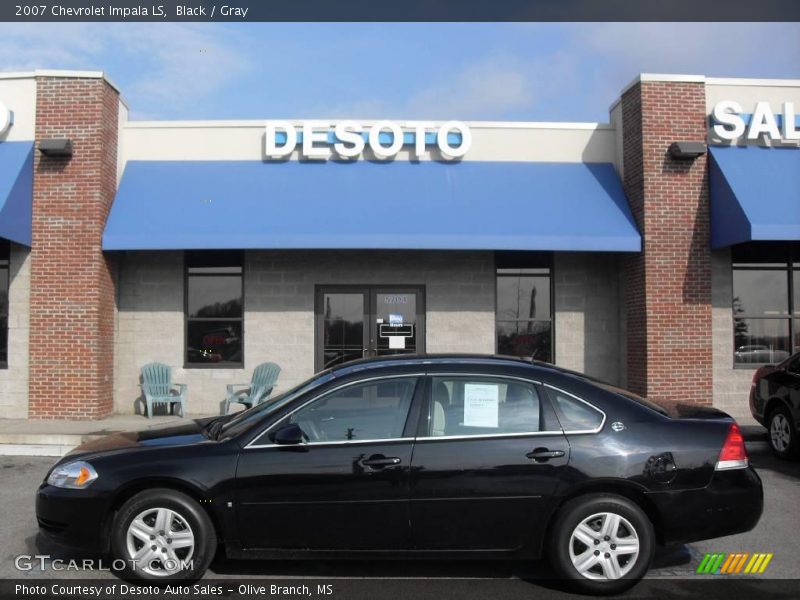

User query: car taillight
[716,423,748,470]
[751,367,765,387]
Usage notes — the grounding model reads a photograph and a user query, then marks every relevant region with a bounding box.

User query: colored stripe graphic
[698,552,774,575]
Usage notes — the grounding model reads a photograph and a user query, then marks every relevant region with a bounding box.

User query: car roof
[327,353,567,378]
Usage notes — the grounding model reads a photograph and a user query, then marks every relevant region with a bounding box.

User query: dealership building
[0,70,798,420]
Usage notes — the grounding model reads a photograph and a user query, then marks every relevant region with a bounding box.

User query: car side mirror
[270,423,305,445]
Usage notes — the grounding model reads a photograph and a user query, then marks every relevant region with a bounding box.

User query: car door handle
[360,456,401,467]
[526,448,565,462]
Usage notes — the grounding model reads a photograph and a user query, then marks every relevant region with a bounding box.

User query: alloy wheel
[568,511,640,580]
[770,413,791,453]
[125,507,195,577]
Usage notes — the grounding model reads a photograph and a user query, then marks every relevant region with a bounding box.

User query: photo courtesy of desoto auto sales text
[0,2,798,599]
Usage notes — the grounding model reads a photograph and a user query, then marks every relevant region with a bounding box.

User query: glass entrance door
[316,286,425,371]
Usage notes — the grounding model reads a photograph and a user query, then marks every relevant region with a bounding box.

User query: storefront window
[495,253,553,363]
[0,239,8,368]
[185,251,244,367]
[732,242,799,366]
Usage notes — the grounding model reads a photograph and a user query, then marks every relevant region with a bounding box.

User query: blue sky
[0,23,798,122]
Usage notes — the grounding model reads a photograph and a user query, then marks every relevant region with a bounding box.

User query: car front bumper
[647,466,763,546]
[36,483,113,553]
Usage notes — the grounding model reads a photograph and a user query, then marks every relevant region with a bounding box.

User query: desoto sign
[264,120,472,160]
[711,101,800,142]
[0,100,13,136]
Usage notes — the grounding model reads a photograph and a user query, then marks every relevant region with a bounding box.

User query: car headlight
[46,461,98,489]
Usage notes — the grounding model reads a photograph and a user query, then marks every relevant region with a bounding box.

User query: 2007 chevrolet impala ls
[37,355,762,594]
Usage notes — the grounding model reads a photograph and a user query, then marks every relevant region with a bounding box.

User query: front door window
[290,378,417,442]
[316,286,425,371]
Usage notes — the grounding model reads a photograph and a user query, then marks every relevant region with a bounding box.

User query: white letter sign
[264,120,296,158]
[782,102,800,141]
[712,100,800,143]
[264,120,471,160]
[0,100,13,136]
[711,100,745,141]
[746,101,781,141]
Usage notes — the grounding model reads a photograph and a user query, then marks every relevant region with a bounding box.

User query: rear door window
[427,376,546,437]
[546,387,605,432]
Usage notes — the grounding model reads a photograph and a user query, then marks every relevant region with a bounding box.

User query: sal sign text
[712,101,800,142]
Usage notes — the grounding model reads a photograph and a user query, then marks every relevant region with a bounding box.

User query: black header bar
[2,0,799,22]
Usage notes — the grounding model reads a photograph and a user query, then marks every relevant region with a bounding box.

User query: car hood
[65,419,212,458]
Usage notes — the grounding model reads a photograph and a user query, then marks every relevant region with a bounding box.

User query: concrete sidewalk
[0,413,216,456]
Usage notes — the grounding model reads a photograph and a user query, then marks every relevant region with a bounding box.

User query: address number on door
[383,295,409,304]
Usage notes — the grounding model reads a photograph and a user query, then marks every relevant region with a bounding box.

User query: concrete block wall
[0,243,31,418]
[711,248,753,420]
[115,250,495,415]
[114,251,185,416]
[554,253,623,386]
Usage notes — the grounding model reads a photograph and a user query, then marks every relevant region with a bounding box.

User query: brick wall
[620,80,712,404]
[28,76,119,419]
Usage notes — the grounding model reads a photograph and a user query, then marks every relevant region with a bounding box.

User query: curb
[0,433,106,457]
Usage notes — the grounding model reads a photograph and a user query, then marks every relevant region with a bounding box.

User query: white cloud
[572,23,800,106]
[105,24,250,117]
[0,23,796,122]
[579,23,800,78]
[0,23,250,118]
[318,51,581,121]
[405,55,537,119]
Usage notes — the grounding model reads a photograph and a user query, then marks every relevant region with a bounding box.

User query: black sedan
[37,355,762,594]
[750,351,800,459]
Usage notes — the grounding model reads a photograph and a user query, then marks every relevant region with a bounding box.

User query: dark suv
[750,351,800,459]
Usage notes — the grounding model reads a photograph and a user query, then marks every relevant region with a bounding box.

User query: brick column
[28,75,119,419]
[620,79,712,405]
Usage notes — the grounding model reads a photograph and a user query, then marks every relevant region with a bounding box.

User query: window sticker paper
[463,383,499,428]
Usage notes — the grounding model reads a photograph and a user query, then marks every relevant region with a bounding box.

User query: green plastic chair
[224,362,281,414]
[140,362,187,419]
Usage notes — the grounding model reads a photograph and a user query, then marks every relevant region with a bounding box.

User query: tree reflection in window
[732,242,799,366]
[495,253,553,363]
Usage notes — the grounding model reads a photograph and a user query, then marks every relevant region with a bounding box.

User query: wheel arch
[103,478,224,552]
[764,397,794,425]
[538,480,666,556]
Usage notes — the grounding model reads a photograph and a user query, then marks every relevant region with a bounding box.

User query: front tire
[548,494,654,595]
[111,488,217,581]
[768,405,799,459]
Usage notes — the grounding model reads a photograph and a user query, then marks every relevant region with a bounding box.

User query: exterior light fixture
[668,141,707,159]
[38,138,73,158]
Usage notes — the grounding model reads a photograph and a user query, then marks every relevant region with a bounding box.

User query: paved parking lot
[1,433,796,599]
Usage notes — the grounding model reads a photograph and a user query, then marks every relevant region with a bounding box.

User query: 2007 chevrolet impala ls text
[37,355,762,594]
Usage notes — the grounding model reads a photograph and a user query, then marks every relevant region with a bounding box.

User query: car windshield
[218,370,335,438]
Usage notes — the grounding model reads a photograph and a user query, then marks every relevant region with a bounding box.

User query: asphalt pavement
[1,433,797,600]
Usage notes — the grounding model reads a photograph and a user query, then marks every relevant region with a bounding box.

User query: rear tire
[111,488,216,581]
[548,494,654,595]
[767,405,799,459]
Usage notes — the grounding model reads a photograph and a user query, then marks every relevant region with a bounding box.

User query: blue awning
[709,146,800,248]
[0,141,34,246]
[103,160,641,252]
